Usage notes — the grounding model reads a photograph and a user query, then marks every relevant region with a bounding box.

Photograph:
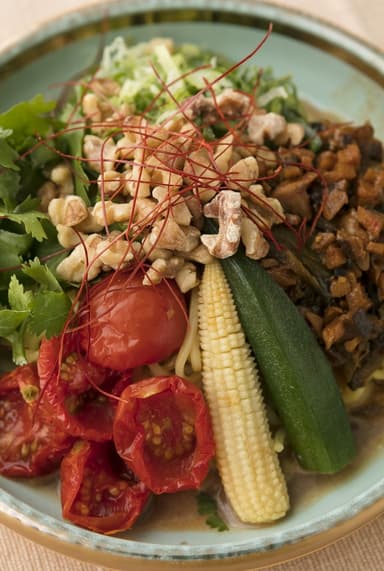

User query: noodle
[148,362,170,376]
[175,287,202,381]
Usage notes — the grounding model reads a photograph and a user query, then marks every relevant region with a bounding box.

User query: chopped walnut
[241,216,269,260]
[97,170,124,196]
[201,190,242,258]
[248,112,287,145]
[226,157,259,192]
[148,218,198,252]
[184,149,219,203]
[129,198,158,230]
[152,185,192,226]
[124,163,151,198]
[214,133,234,173]
[48,195,88,227]
[142,236,172,262]
[50,163,74,196]
[116,116,147,160]
[175,263,199,293]
[285,123,305,146]
[37,181,58,212]
[82,93,102,123]
[185,88,251,123]
[83,135,116,172]
[96,234,141,270]
[75,208,104,233]
[184,244,214,265]
[89,78,120,98]
[215,89,252,118]
[56,224,83,248]
[56,234,104,282]
[142,256,184,286]
[92,200,132,226]
[246,185,284,226]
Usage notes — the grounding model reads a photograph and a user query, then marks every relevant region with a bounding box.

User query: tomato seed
[152,423,161,435]
[21,443,30,458]
[164,448,174,460]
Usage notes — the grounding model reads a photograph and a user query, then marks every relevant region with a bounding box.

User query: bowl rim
[1,0,384,566]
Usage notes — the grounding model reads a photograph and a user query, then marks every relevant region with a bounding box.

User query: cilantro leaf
[8,275,33,311]
[4,330,27,366]
[22,258,62,292]
[0,230,33,292]
[0,309,29,337]
[0,209,48,241]
[0,128,20,170]
[0,229,33,256]
[28,291,71,338]
[0,95,56,151]
[196,492,229,532]
[31,221,68,276]
[0,168,20,210]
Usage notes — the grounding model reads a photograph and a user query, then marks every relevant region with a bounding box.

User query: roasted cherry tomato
[0,363,73,477]
[61,440,151,534]
[38,333,117,442]
[113,376,215,494]
[79,272,187,371]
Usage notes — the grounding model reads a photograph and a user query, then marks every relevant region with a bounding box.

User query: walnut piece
[48,195,88,227]
[83,135,116,172]
[226,156,259,192]
[248,112,287,145]
[201,190,242,258]
[56,234,104,282]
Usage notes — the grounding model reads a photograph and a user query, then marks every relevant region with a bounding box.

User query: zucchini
[205,222,356,473]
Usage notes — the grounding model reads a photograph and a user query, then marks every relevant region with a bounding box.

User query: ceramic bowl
[1,1,384,569]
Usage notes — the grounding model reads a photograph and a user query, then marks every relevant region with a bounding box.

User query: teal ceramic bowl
[1,2,384,569]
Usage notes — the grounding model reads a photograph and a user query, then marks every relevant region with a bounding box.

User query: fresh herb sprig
[196,491,229,532]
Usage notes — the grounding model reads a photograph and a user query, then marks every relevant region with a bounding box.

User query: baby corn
[198,260,289,523]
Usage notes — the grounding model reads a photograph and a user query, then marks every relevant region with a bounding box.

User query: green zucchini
[205,222,356,473]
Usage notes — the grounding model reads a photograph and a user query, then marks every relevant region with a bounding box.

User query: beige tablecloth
[1,1,384,569]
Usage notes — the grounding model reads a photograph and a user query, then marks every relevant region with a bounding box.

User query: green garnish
[196,491,229,532]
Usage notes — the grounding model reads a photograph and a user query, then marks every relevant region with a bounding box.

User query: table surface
[1,0,384,570]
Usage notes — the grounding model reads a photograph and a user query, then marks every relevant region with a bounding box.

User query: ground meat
[272,172,317,218]
[263,121,384,389]
[323,180,349,220]
[357,166,384,207]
